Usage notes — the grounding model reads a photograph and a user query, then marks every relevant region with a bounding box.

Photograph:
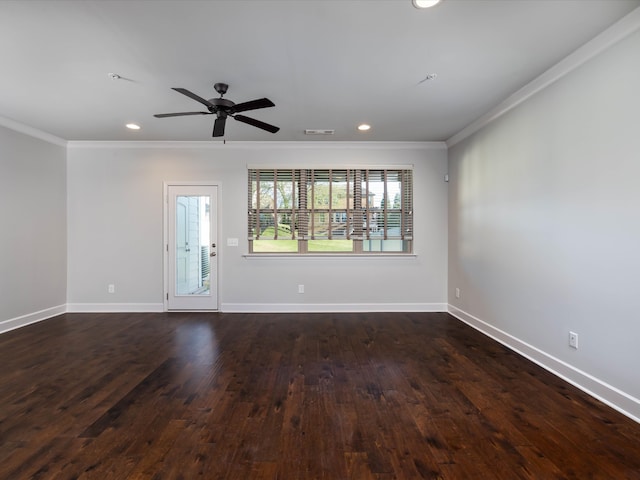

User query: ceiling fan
[154,83,279,137]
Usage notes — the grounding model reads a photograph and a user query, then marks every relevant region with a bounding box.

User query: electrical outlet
[108,284,115,294]
[569,331,578,349]
[298,284,304,294]
[455,288,460,299]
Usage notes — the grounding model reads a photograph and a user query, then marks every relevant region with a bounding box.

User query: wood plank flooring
[1,312,639,479]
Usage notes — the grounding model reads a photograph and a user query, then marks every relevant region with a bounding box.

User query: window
[248,168,413,254]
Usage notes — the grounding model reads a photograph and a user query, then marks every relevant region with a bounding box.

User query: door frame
[163,181,221,311]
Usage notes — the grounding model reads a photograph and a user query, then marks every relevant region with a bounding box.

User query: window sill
[242,253,417,258]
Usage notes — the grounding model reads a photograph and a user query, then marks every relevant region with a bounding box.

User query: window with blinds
[248,168,413,254]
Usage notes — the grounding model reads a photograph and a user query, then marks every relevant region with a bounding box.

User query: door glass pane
[175,195,210,296]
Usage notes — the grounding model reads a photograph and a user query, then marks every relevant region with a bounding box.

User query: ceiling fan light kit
[154,82,279,138]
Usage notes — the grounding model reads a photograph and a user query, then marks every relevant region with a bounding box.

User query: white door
[166,184,218,310]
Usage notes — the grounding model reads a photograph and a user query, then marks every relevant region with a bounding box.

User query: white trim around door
[164,182,220,311]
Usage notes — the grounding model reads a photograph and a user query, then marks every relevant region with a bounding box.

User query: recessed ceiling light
[126,123,141,130]
[358,124,371,132]
[412,0,442,8]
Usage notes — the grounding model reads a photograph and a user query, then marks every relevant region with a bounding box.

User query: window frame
[248,167,413,255]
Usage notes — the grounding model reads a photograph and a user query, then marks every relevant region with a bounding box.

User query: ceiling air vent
[304,129,335,135]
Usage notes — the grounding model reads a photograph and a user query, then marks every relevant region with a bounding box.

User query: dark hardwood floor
[1,312,639,479]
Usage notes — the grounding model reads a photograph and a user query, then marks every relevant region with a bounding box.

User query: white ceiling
[1,0,638,143]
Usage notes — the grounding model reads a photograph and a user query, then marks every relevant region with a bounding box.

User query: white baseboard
[1,303,444,332]
[221,302,448,313]
[66,303,164,313]
[448,305,640,424]
[0,304,66,334]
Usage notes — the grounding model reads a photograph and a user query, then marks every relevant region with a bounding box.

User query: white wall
[0,125,67,332]
[66,143,448,312]
[448,28,640,420]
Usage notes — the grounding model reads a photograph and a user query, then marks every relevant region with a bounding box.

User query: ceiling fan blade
[234,115,280,134]
[232,98,275,113]
[213,117,226,137]
[154,111,211,118]
[172,87,217,109]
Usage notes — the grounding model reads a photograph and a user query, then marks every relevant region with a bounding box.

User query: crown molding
[66,140,447,150]
[446,6,640,148]
[0,116,67,147]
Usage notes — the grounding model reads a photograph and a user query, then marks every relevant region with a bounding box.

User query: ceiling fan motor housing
[209,97,235,112]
